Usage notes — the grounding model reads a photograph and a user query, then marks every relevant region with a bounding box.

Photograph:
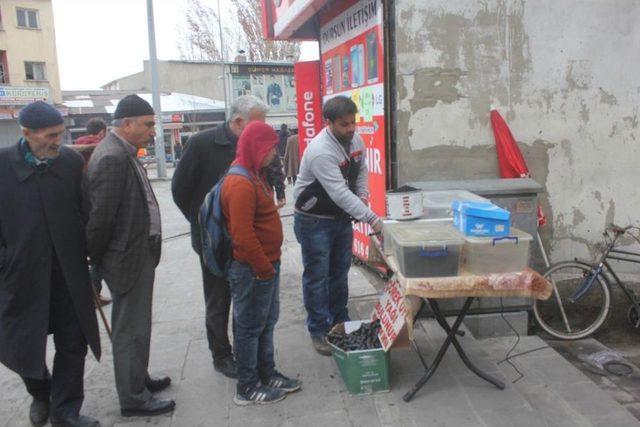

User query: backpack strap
[227,165,253,182]
[226,164,272,199]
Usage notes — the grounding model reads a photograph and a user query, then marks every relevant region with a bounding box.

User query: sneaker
[233,384,287,406]
[264,371,302,393]
[214,356,237,379]
[311,335,332,356]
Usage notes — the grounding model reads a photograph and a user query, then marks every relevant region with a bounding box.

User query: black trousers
[199,256,232,363]
[22,265,88,422]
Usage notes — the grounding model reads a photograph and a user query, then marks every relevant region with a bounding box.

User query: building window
[25,62,46,81]
[0,51,7,84]
[17,8,39,29]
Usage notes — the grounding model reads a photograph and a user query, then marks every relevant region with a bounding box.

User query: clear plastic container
[382,218,452,255]
[388,222,464,278]
[459,228,532,275]
[422,190,489,219]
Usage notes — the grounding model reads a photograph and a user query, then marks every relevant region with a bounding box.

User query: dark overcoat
[0,141,101,378]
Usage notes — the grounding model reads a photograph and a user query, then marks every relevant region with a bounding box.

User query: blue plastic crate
[452,200,492,229]
[459,202,510,237]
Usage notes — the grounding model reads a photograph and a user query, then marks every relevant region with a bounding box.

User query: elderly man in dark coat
[0,101,101,427]
[86,95,175,418]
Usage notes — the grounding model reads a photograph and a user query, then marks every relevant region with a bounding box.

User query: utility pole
[217,0,229,119]
[146,0,166,178]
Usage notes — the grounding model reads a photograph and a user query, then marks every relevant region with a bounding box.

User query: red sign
[294,61,323,159]
[261,0,331,40]
[320,0,386,261]
[373,279,409,351]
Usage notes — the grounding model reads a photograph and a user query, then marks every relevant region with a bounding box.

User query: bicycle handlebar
[607,224,633,235]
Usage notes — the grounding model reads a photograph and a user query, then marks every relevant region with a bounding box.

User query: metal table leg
[403,297,505,402]
[429,299,505,391]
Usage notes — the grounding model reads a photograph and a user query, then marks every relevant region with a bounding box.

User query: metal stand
[403,297,505,402]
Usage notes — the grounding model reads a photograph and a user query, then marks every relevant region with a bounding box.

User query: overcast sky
[51,0,319,90]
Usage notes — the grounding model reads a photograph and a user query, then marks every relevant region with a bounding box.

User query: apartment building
[0,0,62,143]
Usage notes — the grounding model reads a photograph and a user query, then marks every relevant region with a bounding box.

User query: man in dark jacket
[86,95,175,418]
[0,101,101,427]
[172,95,268,378]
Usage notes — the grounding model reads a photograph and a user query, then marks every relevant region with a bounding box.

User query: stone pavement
[1,177,640,426]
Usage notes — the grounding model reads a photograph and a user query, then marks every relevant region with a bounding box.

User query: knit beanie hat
[113,94,154,119]
[18,101,64,129]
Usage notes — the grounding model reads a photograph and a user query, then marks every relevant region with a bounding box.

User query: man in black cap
[86,95,175,417]
[0,101,101,427]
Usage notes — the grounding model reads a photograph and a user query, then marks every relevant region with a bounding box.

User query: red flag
[491,110,547,227]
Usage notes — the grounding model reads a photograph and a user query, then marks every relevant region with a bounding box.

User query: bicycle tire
[533,261,611,340]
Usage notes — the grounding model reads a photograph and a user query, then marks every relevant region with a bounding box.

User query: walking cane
[91,286,112,340]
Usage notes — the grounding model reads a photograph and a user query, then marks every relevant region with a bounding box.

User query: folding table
[369,237,552,402]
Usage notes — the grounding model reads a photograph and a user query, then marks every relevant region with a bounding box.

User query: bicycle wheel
[533,261,611,340]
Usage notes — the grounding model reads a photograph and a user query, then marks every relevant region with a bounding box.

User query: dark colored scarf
[20,138,54,171]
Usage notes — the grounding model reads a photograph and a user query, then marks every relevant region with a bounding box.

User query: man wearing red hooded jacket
[221,121,301,406]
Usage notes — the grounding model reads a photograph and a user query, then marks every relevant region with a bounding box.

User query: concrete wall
[0,0,62,103]
[101,71,146,92]
[102,61,225,102]
[394,0,640,264]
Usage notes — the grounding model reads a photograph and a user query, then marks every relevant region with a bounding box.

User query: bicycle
[533,224,640,340]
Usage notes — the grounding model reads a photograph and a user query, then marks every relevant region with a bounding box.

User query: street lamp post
[217,0,229,119]
[146,0,166,178]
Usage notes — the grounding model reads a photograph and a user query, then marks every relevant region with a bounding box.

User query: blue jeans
[294,213,352,336]
[228,260,280,392]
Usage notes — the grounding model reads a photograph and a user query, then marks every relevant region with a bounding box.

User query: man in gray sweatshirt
[293,96,382,355]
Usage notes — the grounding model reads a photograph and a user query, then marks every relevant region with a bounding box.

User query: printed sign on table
[373,278,410,351]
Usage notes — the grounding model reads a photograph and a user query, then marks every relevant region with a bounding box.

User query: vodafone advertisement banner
[319,0,387,261]
[294,61,323,158]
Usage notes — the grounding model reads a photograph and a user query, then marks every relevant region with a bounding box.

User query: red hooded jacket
[221,122,281,277]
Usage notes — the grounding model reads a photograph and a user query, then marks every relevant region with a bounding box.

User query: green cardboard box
[328,321,391,395]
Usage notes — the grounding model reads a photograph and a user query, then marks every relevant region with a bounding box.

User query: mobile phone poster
[320,0,387,261]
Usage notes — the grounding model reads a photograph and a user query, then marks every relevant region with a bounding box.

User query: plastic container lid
[452,199,492,211]
[464,228,533,245]
[423,190,489,209]
[389,223,464,247]
[461,202,510,220]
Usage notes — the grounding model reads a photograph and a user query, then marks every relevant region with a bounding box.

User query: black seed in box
[327,320,382,351]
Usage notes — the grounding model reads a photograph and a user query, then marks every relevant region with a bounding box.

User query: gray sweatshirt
[293,127,378,225]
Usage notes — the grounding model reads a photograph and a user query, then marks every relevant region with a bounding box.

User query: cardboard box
[328,321,391,395]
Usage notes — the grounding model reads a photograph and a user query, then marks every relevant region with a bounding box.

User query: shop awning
[261,0,330,40]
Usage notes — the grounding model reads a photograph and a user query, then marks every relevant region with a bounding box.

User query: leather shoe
[311,335,332,356]
[213,356,237,379]
[51,414,100,427]
[29,397,49,426]
[121,397,176,417]
[145,375,171,393]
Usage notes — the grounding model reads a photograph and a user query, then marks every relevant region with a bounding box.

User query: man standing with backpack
[220,121,301,405]
[171,95,268,378]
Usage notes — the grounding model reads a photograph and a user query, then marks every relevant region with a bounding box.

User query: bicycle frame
[569,232,640,315]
